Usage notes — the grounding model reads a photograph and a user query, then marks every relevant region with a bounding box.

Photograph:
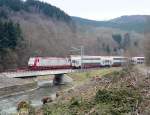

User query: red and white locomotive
[28,57,71,70]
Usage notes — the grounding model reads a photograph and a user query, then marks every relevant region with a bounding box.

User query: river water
[0,81,68,115]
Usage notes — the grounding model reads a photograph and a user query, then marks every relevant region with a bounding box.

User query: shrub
[95,89,142,114]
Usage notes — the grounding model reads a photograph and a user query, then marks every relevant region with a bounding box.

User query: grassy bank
[40,67,150,115]
[68,68,121,85]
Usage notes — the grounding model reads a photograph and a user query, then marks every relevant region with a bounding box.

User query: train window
[113,58,125,60]
[137,58,144,61]
[75,61,79,65]
[72,60,76,63]
[105,60,110,63]
[83,58,101,60]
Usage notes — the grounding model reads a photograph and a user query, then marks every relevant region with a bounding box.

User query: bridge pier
[53,74,64,85]
[53,74,73,85]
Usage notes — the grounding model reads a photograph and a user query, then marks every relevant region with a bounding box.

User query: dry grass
[68,67,121,86]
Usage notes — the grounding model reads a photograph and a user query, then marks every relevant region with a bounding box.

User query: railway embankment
[34,67,150,115]
[0,75,37,97]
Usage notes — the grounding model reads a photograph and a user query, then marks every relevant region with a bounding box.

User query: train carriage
[112,56,128,67]
[70,55,102,68]
[100,56,113,67]
[131,57,145,64]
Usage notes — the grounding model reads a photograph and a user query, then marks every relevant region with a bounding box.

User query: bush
[95,89,113,103]
[95,89,142,114]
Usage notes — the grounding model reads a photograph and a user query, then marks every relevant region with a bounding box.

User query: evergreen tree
[134,41,138,47]
[123,33,130,50]
[106,45,111,54]
[0,20,21,50]
[112,34,122,49]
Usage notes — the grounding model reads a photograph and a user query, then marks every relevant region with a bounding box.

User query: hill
[110,15,147,23]
[72,15,150,32]
[0,0,145,71]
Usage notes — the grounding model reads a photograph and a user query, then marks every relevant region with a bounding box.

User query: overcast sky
[40,0,150,21]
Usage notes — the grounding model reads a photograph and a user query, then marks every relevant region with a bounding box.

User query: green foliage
[28,101,36,115]
[42,88,142,115]
[0,20,23,71]
[95,89,113,103]
[42,97,94,115]
[0,20,22,50]
[134,41,138,47]
[68,97,96,115]
[112,34,122,47]
[0,0,72,23]
[85,72,91,78]
[26,0,71,22]
[43,104,52,115]
[0,9,8,19]
[95,89,142,114]
[0,0,26,11]
[123,33,131,50]
[106,44,111,54]
[112,33,132,51]
[69,97,83,108]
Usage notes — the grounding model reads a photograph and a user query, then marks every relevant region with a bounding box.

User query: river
[0,81,69,115]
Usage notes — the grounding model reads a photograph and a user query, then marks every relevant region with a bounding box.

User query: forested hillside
[72,15,150,33]
[0,0,72,23]
[0,0,75,71]
[0,0,145,71]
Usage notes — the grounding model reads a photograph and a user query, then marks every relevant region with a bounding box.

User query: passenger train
[28,55,145,70]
